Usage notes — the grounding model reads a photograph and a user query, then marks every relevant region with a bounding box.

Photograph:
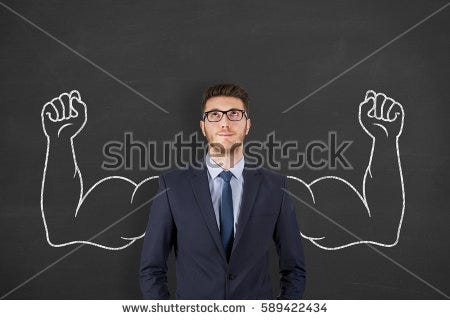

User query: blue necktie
[219,170,234,261]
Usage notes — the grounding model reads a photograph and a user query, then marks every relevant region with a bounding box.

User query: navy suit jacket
[139,160,306,299]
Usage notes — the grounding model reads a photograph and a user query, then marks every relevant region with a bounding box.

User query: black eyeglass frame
[202,109,248,122]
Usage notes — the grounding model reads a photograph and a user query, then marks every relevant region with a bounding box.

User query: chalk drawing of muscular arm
[289,90,405,250]
[40,90,158,250]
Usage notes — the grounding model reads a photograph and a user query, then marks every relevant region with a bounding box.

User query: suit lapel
[189,165,227,263]
[231,165,263,256]
[189,159,263,263]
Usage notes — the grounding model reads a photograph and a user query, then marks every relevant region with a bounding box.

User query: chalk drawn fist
[41,90,87,140]
[359,90,405,140]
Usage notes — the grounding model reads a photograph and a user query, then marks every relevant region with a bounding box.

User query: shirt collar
[205,153,245,181]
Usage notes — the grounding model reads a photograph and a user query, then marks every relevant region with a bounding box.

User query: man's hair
[201,83,249,117]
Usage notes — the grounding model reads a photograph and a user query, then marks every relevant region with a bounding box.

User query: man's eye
[211,112,220,117]
[229,111,239,116]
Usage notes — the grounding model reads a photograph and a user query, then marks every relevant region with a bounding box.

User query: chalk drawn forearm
[359,90,405,244]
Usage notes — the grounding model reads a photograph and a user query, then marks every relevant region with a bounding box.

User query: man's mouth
[217,132,234,137]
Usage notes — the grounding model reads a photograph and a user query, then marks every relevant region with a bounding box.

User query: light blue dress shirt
[205,153,245,235]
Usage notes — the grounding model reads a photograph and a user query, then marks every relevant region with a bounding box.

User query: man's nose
[220,115,231,127]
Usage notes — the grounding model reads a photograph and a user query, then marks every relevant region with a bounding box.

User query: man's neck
[208,148,243,170]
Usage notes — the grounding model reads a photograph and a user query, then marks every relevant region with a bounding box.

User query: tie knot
[219,170,233,183]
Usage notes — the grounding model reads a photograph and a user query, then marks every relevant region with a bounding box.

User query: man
[139,83,306,299]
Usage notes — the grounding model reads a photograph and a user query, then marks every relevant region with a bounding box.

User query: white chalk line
[282,2,450,113]
[372,123,388,137]
[57,123,72,137]
[0,1,169,114]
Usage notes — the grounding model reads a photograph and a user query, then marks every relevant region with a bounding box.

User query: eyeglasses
[203,109,247,122]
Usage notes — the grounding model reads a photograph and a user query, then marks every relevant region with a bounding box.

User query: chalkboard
[1,0,449,299]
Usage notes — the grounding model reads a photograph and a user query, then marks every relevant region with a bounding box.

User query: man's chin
[209,141,243,154]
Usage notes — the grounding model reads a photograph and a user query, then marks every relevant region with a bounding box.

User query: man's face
[200,96,251,155]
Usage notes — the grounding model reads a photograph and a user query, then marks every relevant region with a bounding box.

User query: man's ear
[246,118,251,135]
[200,120,206,136]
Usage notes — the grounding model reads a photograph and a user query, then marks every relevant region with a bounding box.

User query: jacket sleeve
[139,174,175,299]
[273,176,307,299]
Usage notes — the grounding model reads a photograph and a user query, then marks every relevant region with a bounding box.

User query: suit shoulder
[159,167,191,184]
[258,167,286,185]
